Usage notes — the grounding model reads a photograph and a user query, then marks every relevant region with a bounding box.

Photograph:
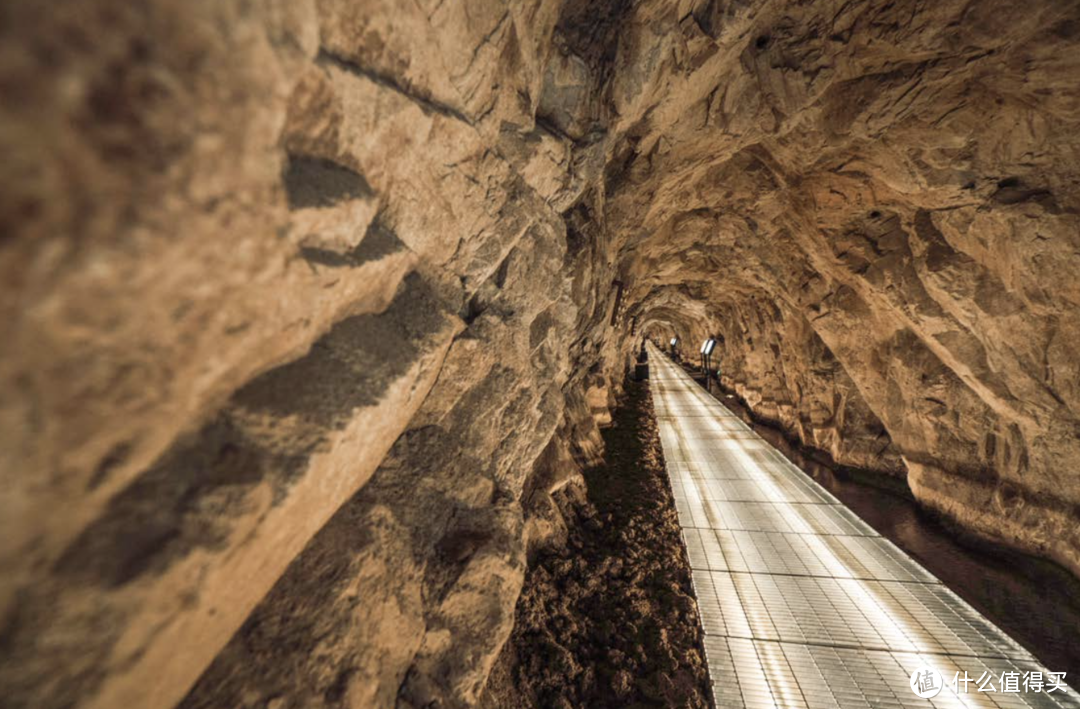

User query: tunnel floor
[646,343,1079,709]
[483,372,712,708]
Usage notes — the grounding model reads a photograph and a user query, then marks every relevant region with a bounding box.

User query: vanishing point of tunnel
[3,0,1080,707]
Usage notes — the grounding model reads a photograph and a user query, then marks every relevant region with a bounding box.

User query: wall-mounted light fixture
[700,337,717,391]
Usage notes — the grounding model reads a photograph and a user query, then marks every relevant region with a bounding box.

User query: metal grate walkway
[646,343,1078,709]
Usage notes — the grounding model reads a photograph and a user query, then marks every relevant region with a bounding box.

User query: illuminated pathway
[645,342,1078,709]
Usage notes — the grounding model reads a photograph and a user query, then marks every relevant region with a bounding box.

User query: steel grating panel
[701,571,1033,659]
[682,529,935,583]
[673,499,879,536]
[704,638,1080,709]
[643,343,1075,708]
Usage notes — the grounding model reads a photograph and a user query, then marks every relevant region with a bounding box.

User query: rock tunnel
[3,0,1080,707]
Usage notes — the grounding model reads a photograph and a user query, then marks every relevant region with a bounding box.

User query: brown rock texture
[482,379,710,709]
[615,0,1080,583]
[2,0,1080,707]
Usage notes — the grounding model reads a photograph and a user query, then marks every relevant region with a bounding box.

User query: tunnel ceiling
[606,0,1080,581]
[3,0,1080,708]
[613,0,1080,575]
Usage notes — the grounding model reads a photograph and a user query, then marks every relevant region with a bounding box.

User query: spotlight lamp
[700,336,718,391]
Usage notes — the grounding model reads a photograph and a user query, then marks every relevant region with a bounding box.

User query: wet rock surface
[482,379,711,709]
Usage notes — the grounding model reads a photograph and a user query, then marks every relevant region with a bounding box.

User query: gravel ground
[482,378,712,709]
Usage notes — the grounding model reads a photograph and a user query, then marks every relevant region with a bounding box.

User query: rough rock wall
[643,289,907,476]
[3,0,1080,707]
[610,0,1080,578]
[0,1,624,708]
